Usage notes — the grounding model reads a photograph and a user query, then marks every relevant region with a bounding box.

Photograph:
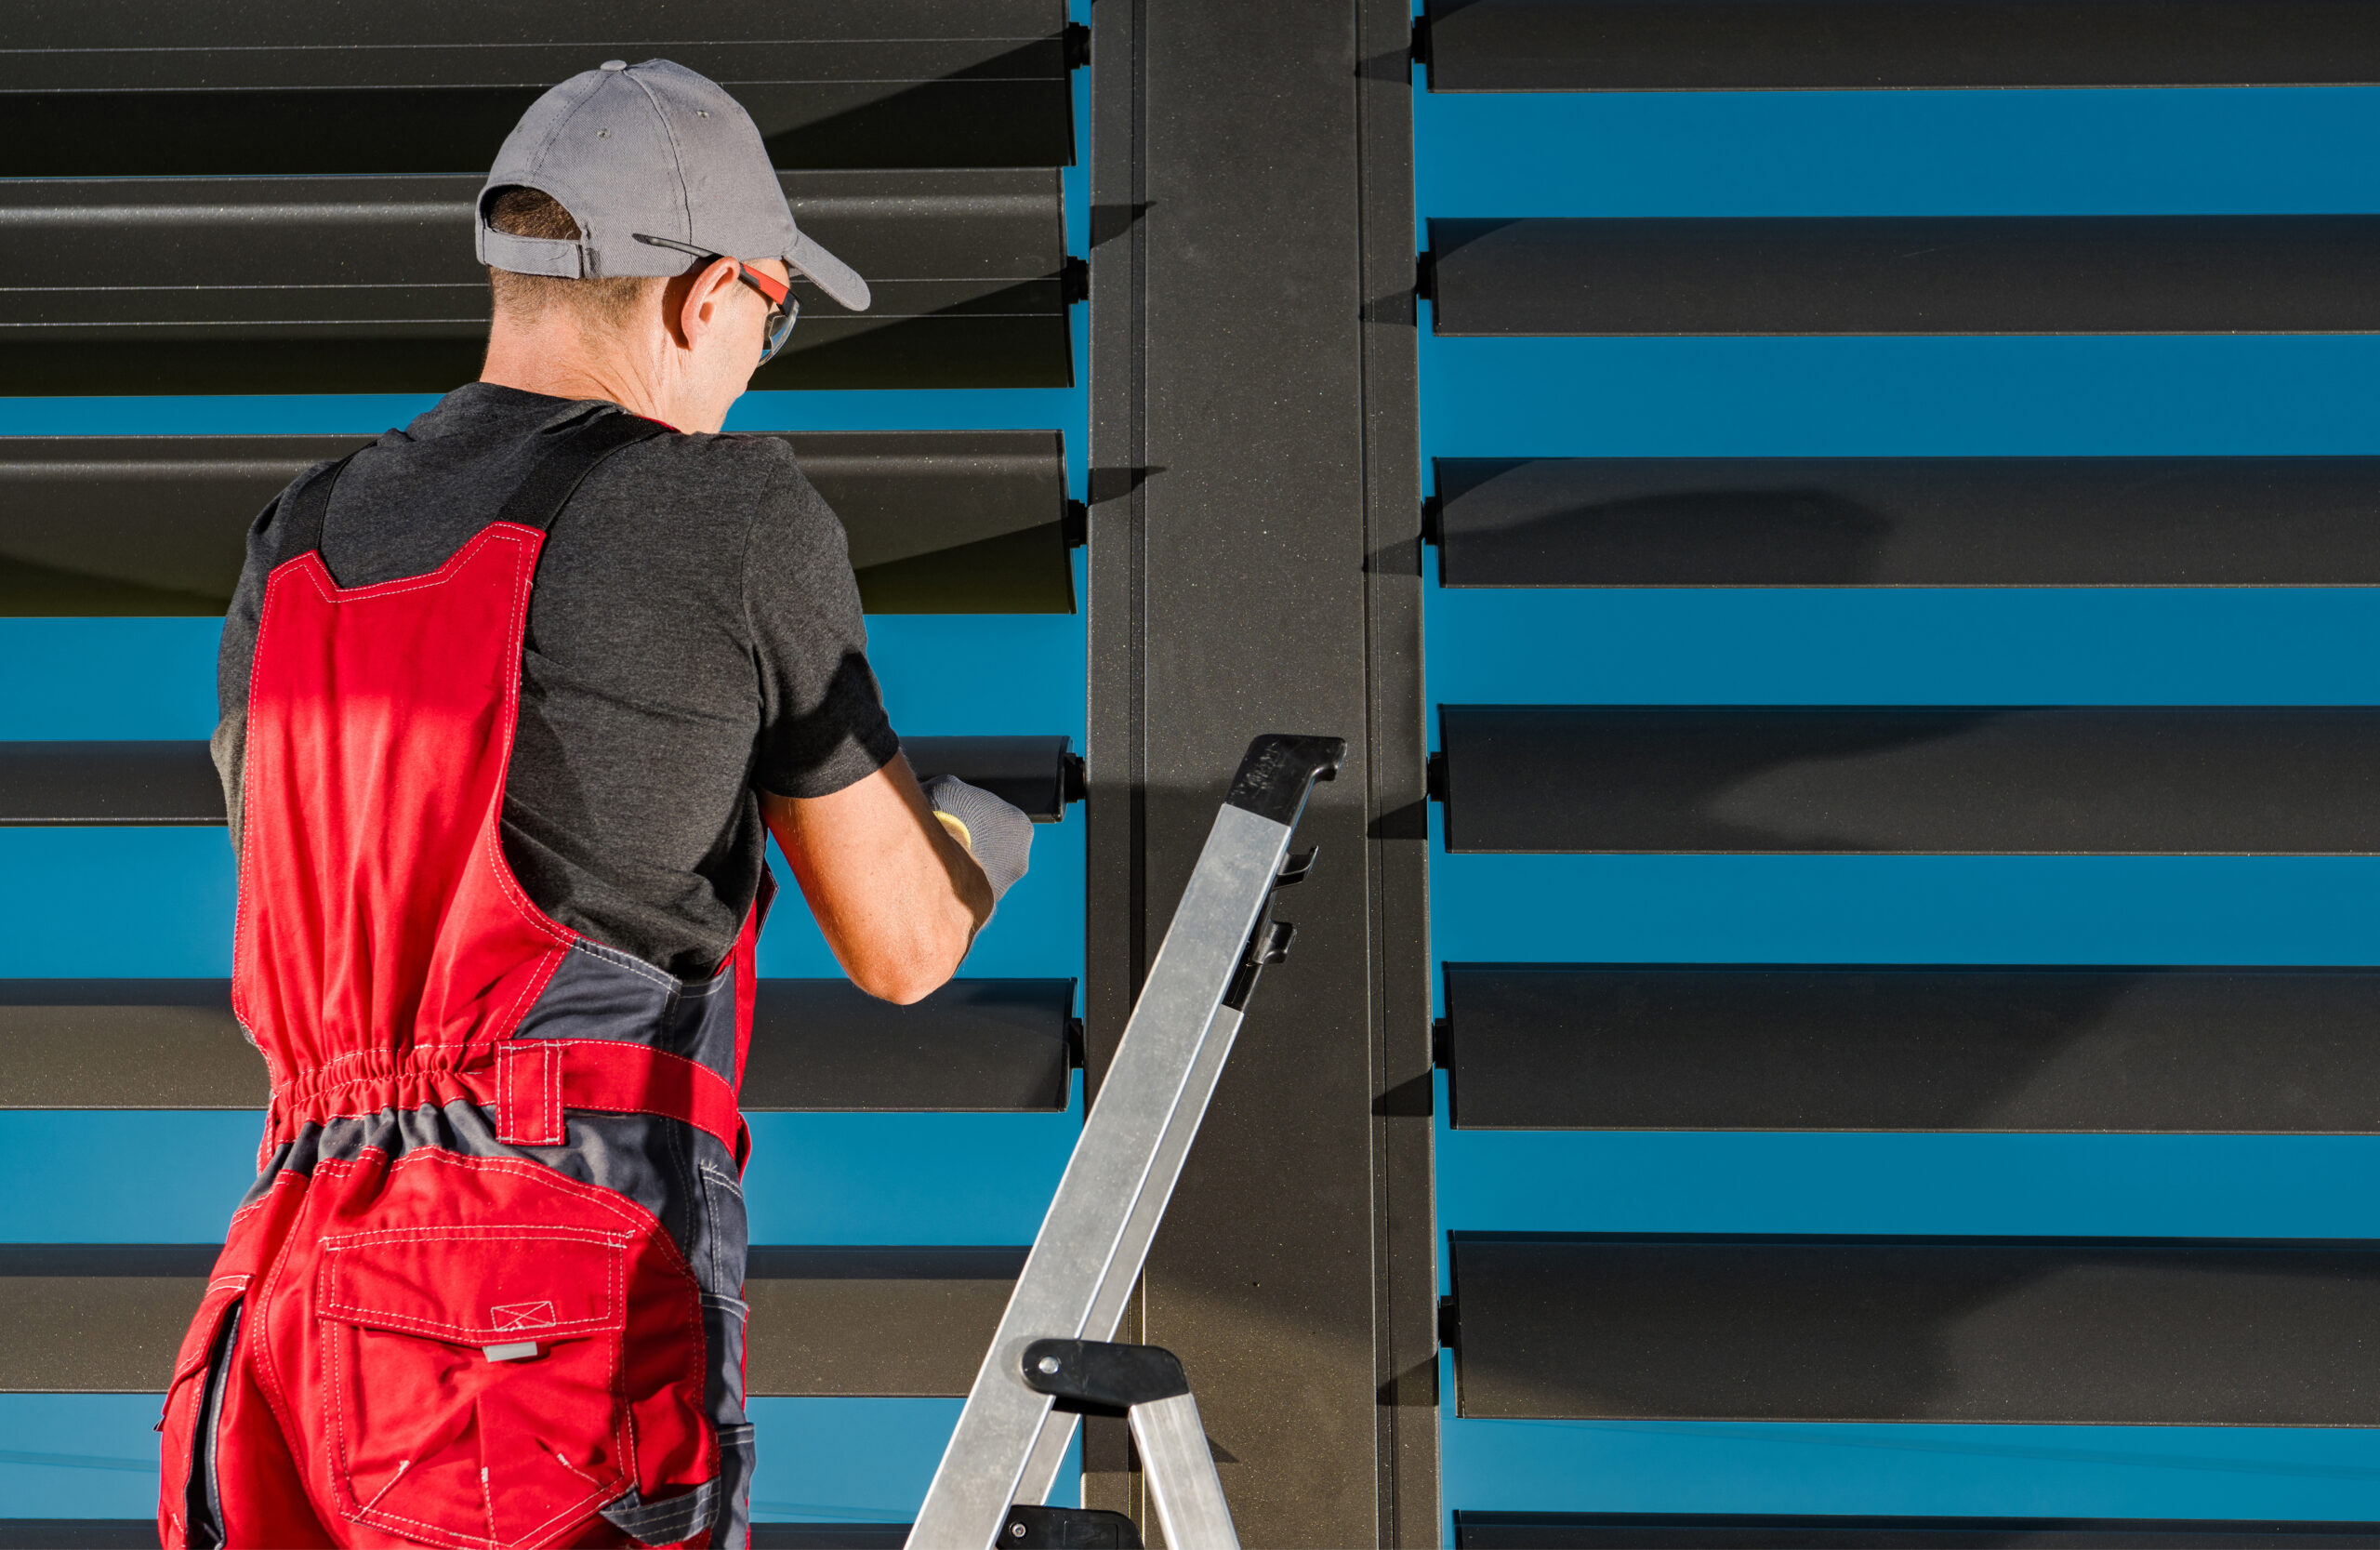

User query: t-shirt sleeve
[744,453,902,800]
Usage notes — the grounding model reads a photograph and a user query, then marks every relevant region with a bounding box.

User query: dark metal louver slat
[0,1244,1022,1397]
[1435,707,2380,854]
[1419,0,2380,93]
[1452,1514,2380,1549]
[1429,457,2380,588]
[0,0,1074,175]
[1446,1234,2380,1424]
[0,173,1071,392]
[0,431,1074,615]
[1439,964,2380,1133]
[0,977,1076,1111]
[0,735,1080,827]
[1424,218,2380,337]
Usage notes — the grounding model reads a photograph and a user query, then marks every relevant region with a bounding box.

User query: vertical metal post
[1087,0,1434,1542]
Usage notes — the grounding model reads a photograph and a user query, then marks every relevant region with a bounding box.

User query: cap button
[600,60,628,71]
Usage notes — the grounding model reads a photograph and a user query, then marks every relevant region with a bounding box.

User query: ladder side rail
[1013,1000,1247,1504]
[1130,1392,1239,1550]
[910,801,1293,1546]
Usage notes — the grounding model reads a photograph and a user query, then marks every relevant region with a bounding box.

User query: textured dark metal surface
[0,742,225,826]
[1441,964,2380,1133]
[904,735,1078,821]
[0,977,1073,1112]
[0,735,1077,827]
[1425,217,2380,337]
[0,1245,223,1392]
[0,980,258,1108]
[743,1246,1025,1396]
[1452,1515,2380,1549]
[1448,1234,2380,1424]
[1085,0,1434,1539]
[0,1523,166,1549]
[0,0,1072,175]
[0,431,1073,615]
[1430,457,2380,588]
[1437,706,2380,854]
[0,1244,1022,1396]
[1419,0,2380,92]
[750,1530,913,1550]
[0,172,1070,392]
[742,978,1074,1111]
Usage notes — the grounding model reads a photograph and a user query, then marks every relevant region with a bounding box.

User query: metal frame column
[1085,0,1435,1543]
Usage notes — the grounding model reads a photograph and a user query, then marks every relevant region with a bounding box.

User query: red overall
[159,413,766,1550]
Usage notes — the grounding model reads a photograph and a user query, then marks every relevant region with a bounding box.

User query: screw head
[1036,1355,1061,1374]
[1011,1525,1027,1538]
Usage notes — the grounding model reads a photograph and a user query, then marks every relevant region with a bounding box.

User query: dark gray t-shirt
[214,384,901,979]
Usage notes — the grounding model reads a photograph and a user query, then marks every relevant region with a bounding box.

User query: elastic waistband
[266,1040,746,1167]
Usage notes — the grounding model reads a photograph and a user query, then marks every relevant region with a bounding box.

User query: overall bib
[158,412,766,1550]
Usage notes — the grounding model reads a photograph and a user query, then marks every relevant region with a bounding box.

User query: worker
[152,59,1032,1549]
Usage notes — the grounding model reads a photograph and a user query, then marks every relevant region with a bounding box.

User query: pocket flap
[322,1227,626,1345]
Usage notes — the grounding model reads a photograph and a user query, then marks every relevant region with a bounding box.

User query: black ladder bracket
[1022,1338,1193,1416]
[1000,1504,1142,1549]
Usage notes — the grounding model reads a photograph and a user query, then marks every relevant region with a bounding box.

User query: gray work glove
[923,774,1033,907]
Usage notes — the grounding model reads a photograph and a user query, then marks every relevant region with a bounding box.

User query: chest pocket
[318,1227,631,1549]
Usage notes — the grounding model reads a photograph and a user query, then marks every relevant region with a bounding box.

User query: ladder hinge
[1003,1504,1141,1549]
[1437,1295,1460,1354]
[1431,1016,1450,1069]
[1063,21,1092,70]
[1065,1016,1086,1071]
[1060,255,1091,306]
[1063,750,1090,805]
[1410,12,1431,69]
[1425,749,1448,803]
[1064,497,1090,549]
[1415,249,1435,304]
[1421,493,1443,546]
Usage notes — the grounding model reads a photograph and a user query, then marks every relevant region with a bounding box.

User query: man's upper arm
[743,451,902,802]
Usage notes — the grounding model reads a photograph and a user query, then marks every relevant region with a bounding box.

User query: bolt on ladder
[907,734,1347,1550]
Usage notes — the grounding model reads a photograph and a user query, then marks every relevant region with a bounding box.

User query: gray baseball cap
[476,58,870,311]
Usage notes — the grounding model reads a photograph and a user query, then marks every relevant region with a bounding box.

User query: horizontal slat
[1441,964,2380,1133]
[0,173,1071,392]
[743,1246,1023,1396]
[0,1243,1020,1396]
[0,735,1080,827]
[1447,1234,2380,1424]
[1452,1515,2380,1549]
[1420,0,2380,92]
[1436,707,2380,854]
[1425,217,2380,337]
[0,0,1071,175]
[0,977,1075,1111]
[1429,457,2380,588]
[0,431,1074,615]
[745,978,1074,1111]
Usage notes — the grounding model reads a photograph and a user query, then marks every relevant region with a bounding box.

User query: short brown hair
[484,186,661,328]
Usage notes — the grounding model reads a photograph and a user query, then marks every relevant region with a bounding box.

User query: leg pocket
[318,1226,636,1549]
[156,1278,247,1550]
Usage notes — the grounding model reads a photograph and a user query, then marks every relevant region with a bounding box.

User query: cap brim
[787,231,871,311]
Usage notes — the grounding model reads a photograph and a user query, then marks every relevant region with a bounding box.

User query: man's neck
[481,317,677,427]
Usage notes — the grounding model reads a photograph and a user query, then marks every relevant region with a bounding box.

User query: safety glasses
[632,233,800,363]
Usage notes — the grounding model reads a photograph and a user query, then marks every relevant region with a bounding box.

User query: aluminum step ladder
[907,734,1346,1550]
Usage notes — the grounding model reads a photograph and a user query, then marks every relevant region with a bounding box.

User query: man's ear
[670,257,741,352]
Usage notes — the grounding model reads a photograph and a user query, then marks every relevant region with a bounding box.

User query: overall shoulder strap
[494,408,673,535]
[271,452,365,567]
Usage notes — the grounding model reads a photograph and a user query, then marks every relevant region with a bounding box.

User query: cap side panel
[621,67,695,254]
